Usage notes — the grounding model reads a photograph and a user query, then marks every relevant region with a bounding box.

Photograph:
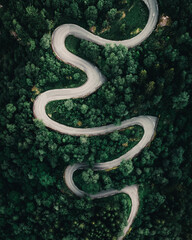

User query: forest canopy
[0,0,192,239]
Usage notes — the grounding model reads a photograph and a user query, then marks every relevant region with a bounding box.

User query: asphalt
[33,0,159,239]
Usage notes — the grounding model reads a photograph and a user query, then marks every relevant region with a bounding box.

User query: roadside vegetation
[97,0,148,40]
[0,0,192,239]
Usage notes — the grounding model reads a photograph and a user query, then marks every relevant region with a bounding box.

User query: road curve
[33,0,159,239]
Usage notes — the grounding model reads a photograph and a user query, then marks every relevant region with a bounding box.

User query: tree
[6,103,16,118]
[40,33,51,49]
[79,40,101,62]
[70,2,81,19]
[64,99,74,111]
[144,52,157,67]
[110,131,120,141]
[85,6,98,22]
[28,38,36,51]
[97,0,104,10]
[107,8,117,21]
[172,91,190,110]
[146,81,155,95]
[82,169,99,184]
[115,102,127,116]
[81,104,89,114]
[39,172,56,187]
[124,87,132,103]
[104,89,116,104]
[120,23,126,35]
[119,159,134,176]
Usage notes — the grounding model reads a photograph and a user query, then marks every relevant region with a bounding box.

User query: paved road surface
[33,0,159,239]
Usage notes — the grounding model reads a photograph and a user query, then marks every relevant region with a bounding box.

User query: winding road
[33,0,159,239]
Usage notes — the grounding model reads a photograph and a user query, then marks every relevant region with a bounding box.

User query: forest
[0,0,192,239]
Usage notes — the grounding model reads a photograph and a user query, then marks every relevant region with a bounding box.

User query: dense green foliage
[0,0,192,239]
